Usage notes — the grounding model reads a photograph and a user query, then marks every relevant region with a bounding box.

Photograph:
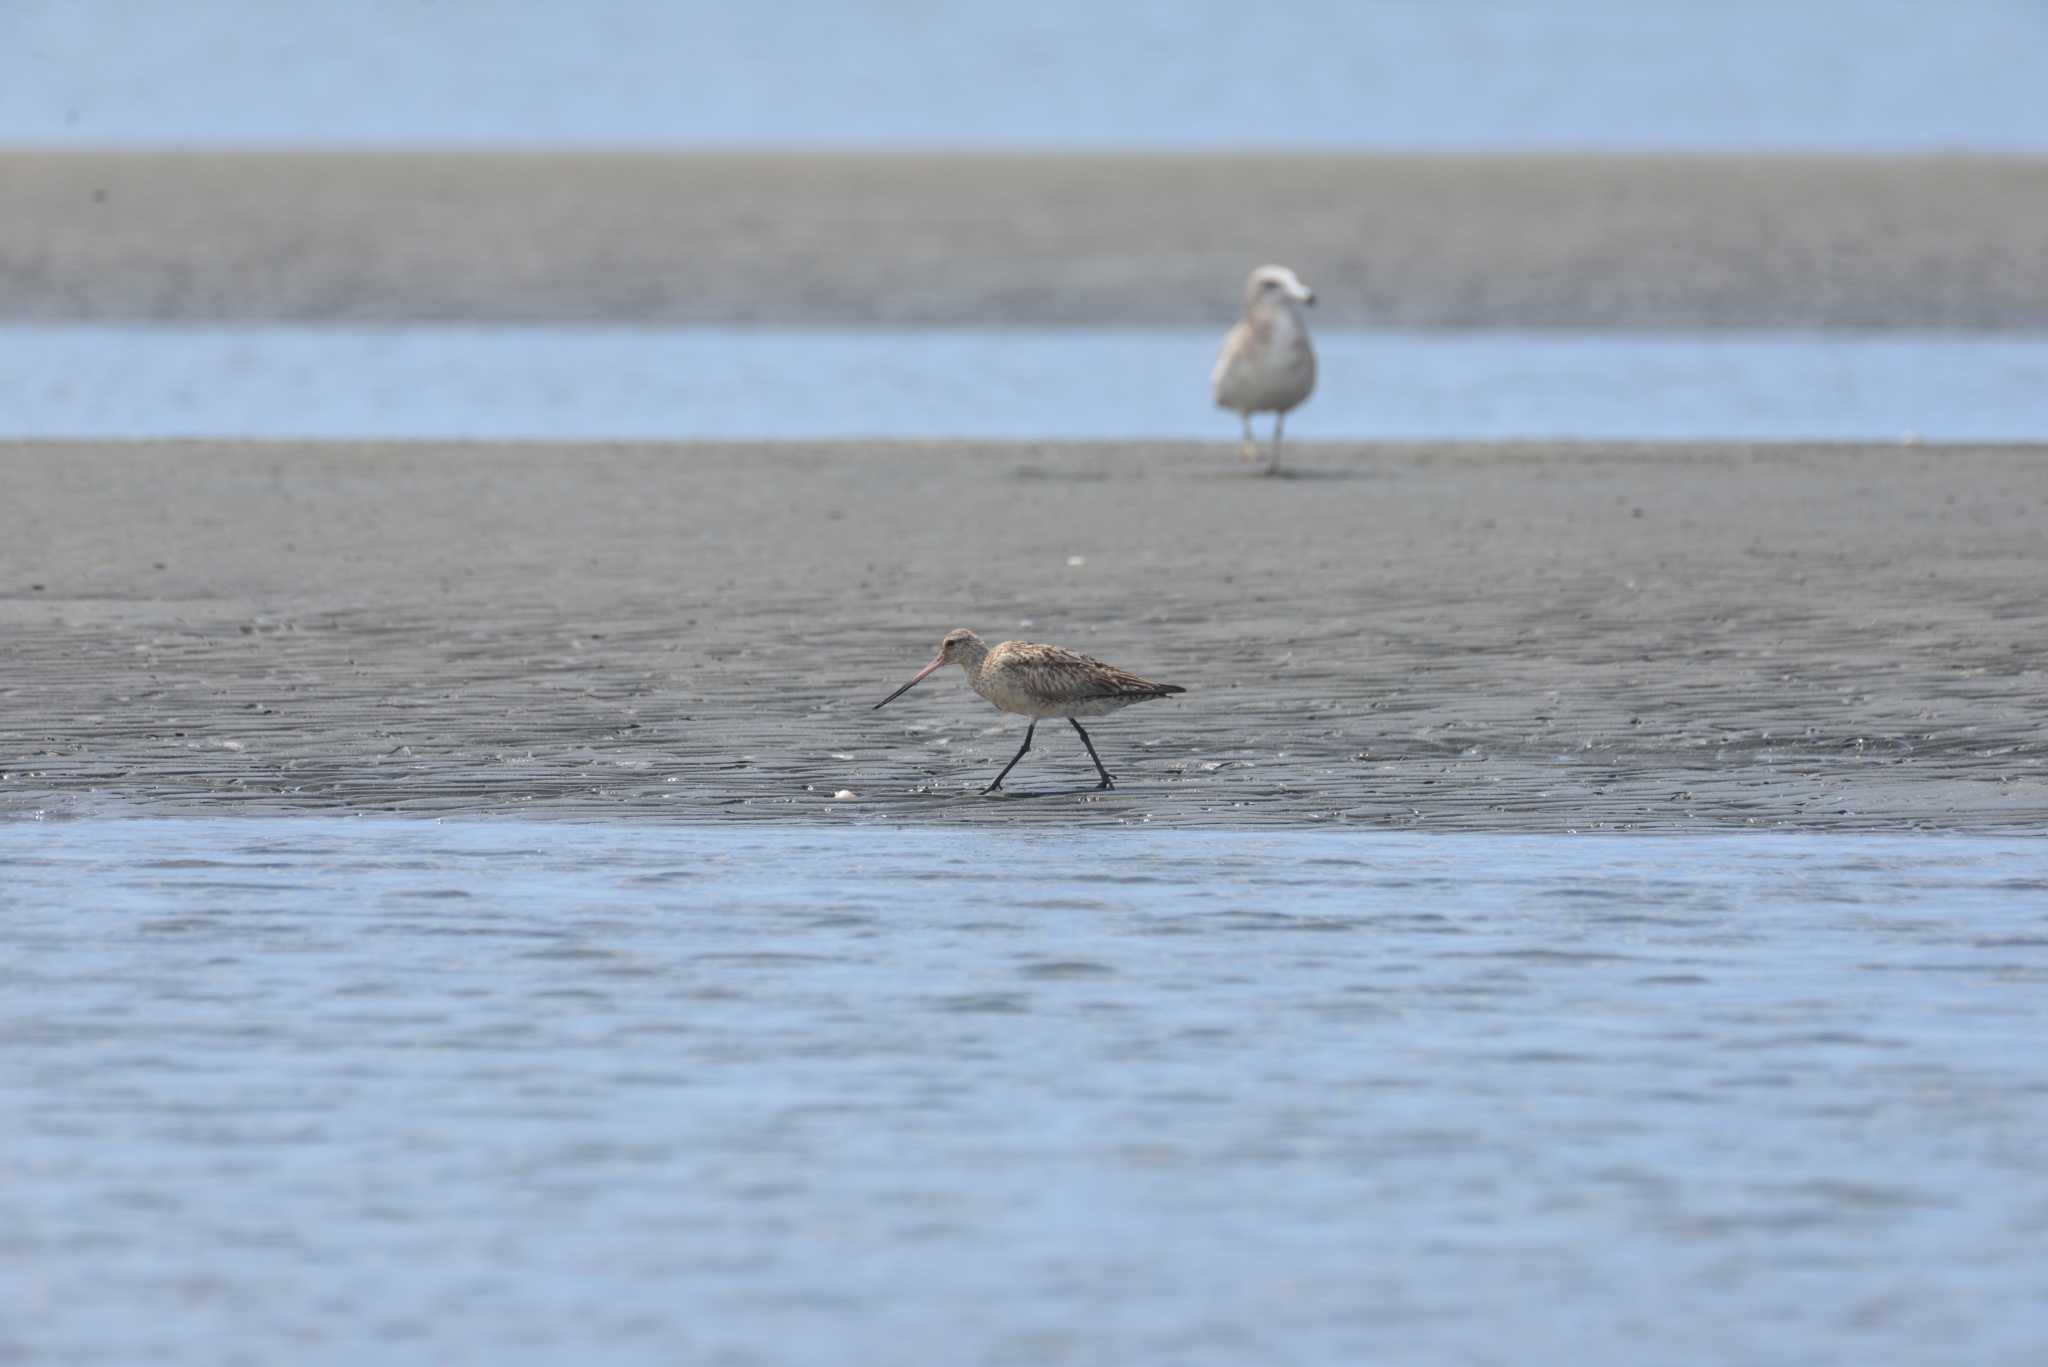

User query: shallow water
[6,818,2048,1364]
[6,324,2045,442]
[8,0,2045,150]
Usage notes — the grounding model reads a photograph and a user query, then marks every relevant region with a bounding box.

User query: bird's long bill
[873,655,946,710]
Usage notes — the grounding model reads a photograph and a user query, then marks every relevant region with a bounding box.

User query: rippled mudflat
[6,818,2047,1365]
[8,441,2044,833]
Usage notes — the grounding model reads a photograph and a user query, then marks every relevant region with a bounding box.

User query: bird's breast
[972,663,1133,720]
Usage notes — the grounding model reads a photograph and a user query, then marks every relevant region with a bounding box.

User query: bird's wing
[1210,316,1274,402]
[1210,319,1252,390]
[1016,644,1185,699]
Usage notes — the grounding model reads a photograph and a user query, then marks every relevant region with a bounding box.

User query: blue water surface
[5,324,2044,442]
[6,0,2045,150]
[5,818,2047,1365]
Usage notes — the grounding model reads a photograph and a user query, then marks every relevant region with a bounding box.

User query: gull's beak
[873,655,946,710]
[1299,286,1316,306]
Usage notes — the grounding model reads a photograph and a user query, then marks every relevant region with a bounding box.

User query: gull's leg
[1267,411,1285,475]
[983,722,1035,794]
[1239,411,1259,461]
[1069,718,1116,790]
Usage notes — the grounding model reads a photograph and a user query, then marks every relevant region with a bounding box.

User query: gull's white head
[1245,264,1315,310]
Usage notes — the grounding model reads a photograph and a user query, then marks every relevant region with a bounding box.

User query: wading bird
[1211,264,1317,472]
[874,629,1185,793]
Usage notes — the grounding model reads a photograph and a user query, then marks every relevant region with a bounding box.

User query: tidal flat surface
[5,818,2048,1366]
[4,441,2044,831]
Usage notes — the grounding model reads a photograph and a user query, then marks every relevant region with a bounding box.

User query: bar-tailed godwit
[874,629,1185,793]
[1211,264,1317,473]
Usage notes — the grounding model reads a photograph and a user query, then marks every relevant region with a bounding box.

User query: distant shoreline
[6,151,2046,328]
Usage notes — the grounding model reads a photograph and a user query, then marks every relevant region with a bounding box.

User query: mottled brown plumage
[873,628,1185,792]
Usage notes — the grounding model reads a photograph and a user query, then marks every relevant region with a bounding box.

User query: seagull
[874,629,1185,793]
[1210,264,1317,473]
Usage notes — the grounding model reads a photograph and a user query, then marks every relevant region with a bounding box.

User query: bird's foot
[1096,775,1117,791]
[980,780,1004,796]
[1238,441,1261,462]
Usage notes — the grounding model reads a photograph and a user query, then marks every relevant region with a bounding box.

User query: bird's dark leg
[1069,718,1116,789]
[983,722,1034,794]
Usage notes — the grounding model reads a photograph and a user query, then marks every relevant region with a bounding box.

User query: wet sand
[7,151,2048,328]
[2,440,2042,829]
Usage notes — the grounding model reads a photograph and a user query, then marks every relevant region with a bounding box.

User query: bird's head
[874,629,985,710]
[1246,264,1315,308]
[937,628,983,663]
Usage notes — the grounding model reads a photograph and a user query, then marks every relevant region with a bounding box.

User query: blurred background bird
[1211,264,1317,473]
